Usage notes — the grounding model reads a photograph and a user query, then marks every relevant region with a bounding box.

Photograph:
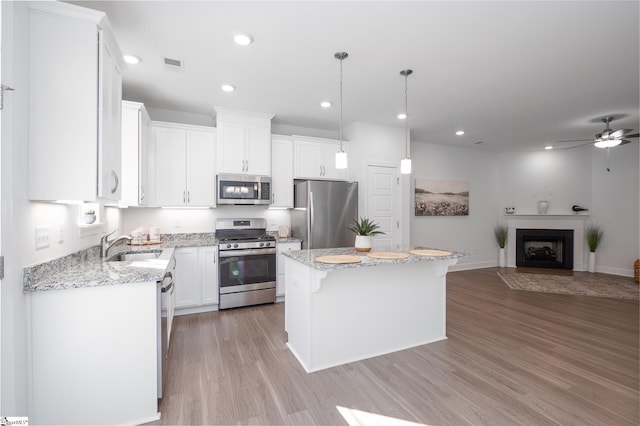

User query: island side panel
[285,256,316,372]
[285,256,457,373]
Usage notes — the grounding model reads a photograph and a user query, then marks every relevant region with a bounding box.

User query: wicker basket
[635,259,639,283]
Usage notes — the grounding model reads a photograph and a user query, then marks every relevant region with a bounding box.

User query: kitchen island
[283,247,463,373]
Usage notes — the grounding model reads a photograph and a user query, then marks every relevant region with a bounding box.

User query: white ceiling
[68,1,639,152]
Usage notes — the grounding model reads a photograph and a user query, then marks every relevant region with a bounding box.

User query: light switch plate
[36,226,50,249]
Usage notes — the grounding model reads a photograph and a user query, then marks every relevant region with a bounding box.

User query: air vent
[163,57,184,72]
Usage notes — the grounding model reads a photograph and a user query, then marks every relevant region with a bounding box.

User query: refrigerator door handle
[308,191,314,248]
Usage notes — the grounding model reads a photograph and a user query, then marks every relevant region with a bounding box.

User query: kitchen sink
[107,252,162,262]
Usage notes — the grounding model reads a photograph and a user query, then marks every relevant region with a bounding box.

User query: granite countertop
[23,232,303,293]
[282,246,466,271]
[23,232,218,293]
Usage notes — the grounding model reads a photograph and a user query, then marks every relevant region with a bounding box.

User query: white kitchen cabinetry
[215,107,274,175]
[294,137,348,180]
[28,2,125,201]
[174,246,219,314]
[149,122,216,207]
[29,283,158,424]
[276,241,301,298]
[174,247,199,308]
[270,136,294,208]
[121,101,151,206]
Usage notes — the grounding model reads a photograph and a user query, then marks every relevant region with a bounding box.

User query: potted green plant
[585,223,603,273]
[494,223,508,267]
[347,217,385,252]
[82,209,96,224]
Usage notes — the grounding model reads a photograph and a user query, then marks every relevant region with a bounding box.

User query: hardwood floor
[157,268,639,425]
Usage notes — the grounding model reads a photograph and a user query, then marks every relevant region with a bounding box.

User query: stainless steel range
[216,218,277,309]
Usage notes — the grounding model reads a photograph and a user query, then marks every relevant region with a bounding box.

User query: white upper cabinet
[120,101,151,206]
[215,107,274,176]
[270,136,294,208]
[293,136,348,181]
[28,2,125,201]
[148,122,216,207]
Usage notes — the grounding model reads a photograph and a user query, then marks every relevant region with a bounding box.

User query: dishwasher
[158,254,175,399]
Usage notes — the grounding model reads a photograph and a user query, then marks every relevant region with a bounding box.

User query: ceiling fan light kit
[556,115,637,150]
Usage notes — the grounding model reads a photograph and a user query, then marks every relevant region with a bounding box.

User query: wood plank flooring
[155,268,639,425]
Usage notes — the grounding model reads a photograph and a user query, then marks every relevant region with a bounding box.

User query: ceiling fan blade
[562,141,594,149]
[619,139,633,145]
[622,132,638,138]
[610,129,633,139]
[556,138,593,143]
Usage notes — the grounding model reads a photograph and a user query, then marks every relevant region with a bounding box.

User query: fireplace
[516,229,574,270]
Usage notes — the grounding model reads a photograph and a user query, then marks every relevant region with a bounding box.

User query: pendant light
[335,52,348,169]
[400,69,413,174]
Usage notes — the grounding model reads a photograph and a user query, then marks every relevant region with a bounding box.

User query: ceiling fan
[556,116,638,149]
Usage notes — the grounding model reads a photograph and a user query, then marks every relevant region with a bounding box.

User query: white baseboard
[449,260,496,272]
[595,266,634,277]
[450,260,633,278]
[174,304,218,316]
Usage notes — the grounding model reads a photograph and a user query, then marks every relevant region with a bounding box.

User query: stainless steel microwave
[217,174,271,205]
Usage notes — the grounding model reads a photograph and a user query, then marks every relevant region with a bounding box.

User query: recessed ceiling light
[544,145,553,150]
[233,33,254,46]
[397,113,407,120]
[123,54,142,65]
[320,101,332,108]
[456,130,465,136]
[221,84,236,92]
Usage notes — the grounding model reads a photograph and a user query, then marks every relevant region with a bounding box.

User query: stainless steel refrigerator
[290,180,358,249]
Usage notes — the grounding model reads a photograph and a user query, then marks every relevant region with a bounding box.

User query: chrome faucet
[101,230,132,258]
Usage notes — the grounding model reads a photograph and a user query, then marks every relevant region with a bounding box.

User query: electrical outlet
[35,226,50,249]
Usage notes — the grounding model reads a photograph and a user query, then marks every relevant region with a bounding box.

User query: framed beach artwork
[415,179,469,216]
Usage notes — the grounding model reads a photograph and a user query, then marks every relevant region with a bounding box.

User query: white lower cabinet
[276,241,301,298]
[174,246,219,314]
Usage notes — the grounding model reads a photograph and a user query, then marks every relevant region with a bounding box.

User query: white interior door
[366,164,399,248]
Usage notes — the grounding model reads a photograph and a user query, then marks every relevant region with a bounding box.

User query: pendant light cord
[404,73,409,158]
[339,56,344,151]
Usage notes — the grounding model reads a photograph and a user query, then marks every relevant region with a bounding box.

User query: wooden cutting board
[409,249,452,256]
[367,252,409,260]
[315,255,362,264]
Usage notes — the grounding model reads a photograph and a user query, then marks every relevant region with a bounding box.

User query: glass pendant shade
[336,151,348,169]
[400,157,412,174]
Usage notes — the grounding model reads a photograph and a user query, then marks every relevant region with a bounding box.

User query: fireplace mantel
[504,214,590,219]
[504,215,587,270]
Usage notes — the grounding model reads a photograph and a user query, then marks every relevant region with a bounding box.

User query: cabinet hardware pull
[183,191,186,203]
[187,191,190,203]
[140,186,145,201]
[111,170,119,194]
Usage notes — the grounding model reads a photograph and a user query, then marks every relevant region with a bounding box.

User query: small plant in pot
[585,223,603,273]
[82,209,96,224]
[347,217,385,252]
[494,223,508,267]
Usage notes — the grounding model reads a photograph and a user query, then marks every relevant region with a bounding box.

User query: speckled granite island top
[282,246,466,271]
[23,232,218,292]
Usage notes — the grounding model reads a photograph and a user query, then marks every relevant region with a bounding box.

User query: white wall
[343,122,411,245]
[498,148,592,215]
[1,3,123,415]
[122,206,290,235]
[590,142,639,276]
[410,143,501,270]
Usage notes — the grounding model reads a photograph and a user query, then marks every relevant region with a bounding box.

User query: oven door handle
[219,248,277,258]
